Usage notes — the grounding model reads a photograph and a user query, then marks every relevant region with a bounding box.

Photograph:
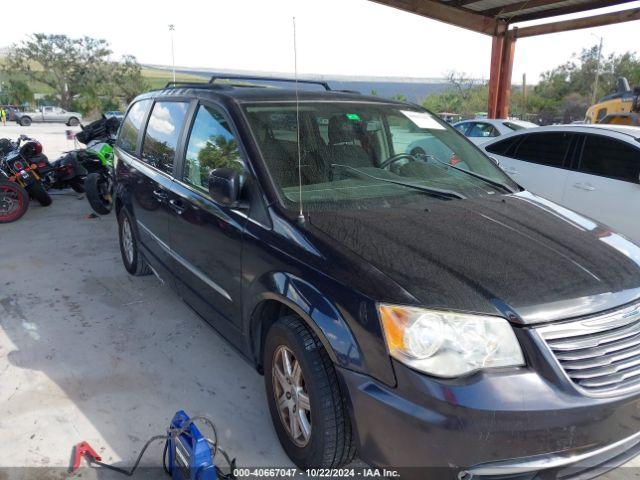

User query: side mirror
[208,167,245,206]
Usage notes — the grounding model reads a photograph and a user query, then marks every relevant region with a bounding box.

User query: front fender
[246,271,365,373]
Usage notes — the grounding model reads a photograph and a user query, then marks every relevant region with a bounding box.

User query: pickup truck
[15,106,82,127]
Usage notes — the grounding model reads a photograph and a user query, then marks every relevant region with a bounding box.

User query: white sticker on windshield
[401,110,446,130]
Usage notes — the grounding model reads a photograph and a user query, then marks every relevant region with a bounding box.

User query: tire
[67,117,80,127]
[0,181,29,223]
[264,315,356,469]
[117,208,152,276]
[85,173,112,215]
[19,116,32,127]
[69,176,85,193]
[26,181,52,207]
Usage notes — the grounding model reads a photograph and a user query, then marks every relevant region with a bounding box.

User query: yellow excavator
[585,77,640,126]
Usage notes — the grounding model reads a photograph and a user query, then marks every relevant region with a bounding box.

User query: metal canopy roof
[370,0,640,36]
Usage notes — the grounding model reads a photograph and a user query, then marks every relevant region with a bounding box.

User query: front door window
[183,104,244,192]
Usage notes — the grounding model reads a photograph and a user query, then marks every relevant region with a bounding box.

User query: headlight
[378,304,524,377]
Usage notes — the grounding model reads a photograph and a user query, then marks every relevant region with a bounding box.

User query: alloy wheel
[0,184,23,219]
[121,216,134,265]
[272,345,312,447]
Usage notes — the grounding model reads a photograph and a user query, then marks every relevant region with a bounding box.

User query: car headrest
[328,115,363,145]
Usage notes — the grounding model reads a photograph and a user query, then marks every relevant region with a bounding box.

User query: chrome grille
[537,302,640,395]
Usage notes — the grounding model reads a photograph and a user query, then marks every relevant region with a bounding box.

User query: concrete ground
[1,123,640,479]
[1,123,291,478]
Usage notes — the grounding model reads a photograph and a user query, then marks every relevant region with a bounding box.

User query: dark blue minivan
[114,77,640,478]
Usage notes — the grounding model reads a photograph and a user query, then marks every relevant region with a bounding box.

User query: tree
[422,71,488,116]
[427,86,488,116]
[112,55,149,104]
[0,79,33,105]
[446,71,480,93]
[609,52,640,88]
[421,47,640,124]
[6,34,112,109]
[531,45,640,121]
[4,34,149,115]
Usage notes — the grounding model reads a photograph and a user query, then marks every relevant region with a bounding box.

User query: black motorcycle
[40,150,87,193]
[0,135,52,206]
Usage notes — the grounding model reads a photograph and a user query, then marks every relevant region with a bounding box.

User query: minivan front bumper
[466,429,640,477]
[338,360,640,478]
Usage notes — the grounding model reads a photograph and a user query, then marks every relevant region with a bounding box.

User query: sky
[2,0,640,84]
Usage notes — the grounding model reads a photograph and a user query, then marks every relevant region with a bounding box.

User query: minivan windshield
[243,102,519,211]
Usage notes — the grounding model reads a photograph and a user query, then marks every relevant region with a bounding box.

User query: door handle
[169,198,188,215]
[573,182,595,191]
[152,189,168,201]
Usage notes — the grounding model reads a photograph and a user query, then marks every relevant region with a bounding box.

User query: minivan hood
[307,191,640,324]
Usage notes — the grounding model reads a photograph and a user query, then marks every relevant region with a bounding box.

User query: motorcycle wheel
[26,181,53,207]
[69,176,85,193]
[85,172,112,215]
[0,180,29,223]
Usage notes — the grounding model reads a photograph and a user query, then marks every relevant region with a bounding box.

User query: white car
[482,124,640,243]
[453,118,538,145]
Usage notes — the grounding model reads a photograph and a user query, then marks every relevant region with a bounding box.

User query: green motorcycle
[83,141,115,215]
[76,116,120,215]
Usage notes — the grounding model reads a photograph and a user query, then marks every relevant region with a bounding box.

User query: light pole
[169,24,176,83]
[591,33,603,105]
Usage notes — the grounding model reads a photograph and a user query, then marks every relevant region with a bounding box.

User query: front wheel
[0,181,29,223]
[19,116,32,126]
[85,173,112,215]
[26,181,52,206]
[264,315,356,469]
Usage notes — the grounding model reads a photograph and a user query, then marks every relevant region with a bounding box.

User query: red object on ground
[71,441,102,472]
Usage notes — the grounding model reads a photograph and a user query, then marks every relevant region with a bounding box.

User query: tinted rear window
[485,136,519,156]
[117,99,152,154]
[579,135,640,183]
[513,132,572,168]
[141,101,189,174]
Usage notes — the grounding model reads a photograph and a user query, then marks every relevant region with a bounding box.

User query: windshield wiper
[331,164,466,200]
[421,154,517,194]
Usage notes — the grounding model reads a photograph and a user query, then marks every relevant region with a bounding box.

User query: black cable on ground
[80,416,235,479]
[89,434,170,477]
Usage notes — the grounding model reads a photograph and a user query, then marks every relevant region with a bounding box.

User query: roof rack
[334,89,361,95]
[208,74,331,91]
[164,81,218,89]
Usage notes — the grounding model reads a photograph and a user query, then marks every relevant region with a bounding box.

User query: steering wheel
[379,153,419,170]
